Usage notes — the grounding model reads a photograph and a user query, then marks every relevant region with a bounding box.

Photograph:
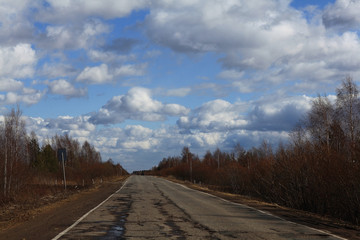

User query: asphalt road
[56,175,345,240]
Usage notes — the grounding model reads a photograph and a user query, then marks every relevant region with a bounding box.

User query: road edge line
[51,178,129,240]
[163,178,347,240]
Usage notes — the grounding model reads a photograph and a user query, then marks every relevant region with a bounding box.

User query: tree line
[0,107,127,203]
[151,77,360,225]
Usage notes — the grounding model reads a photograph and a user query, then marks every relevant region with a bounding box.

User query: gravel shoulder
[162,176,360,240]
[0,176,128,240]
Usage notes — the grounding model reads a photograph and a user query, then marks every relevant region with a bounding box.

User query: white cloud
[0,78,24,92]
[25,115,96,142]
[76,63,147,84]
[76,64,113,84]
[118,126,159,150]
[114,63,147,78]
[146,0,306,57]
[43,20,109,50]
[39,0,149,23]
[143,0,360,93]
[0,90,45,106]
[177,94,314,133]
[47,79,87,98]
[177,99,248,132]
[90,87,189,124]
[0,43,37,79]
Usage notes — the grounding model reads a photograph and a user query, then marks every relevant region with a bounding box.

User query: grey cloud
[177,96,312,133]
[247,104,304,131]
[222,130,289,151]
[322,0,360,31]
[103,38,139,53]
[0,0,36,46]
[245,95,312,132]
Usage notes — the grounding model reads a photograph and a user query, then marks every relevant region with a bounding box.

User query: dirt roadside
[162,176,360,240]
[0,176,128,240]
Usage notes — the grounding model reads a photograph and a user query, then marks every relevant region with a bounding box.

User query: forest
[151,77,360,225]
[0,107,127,204]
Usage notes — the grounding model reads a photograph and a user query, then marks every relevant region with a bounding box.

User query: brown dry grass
[0,175,129,231]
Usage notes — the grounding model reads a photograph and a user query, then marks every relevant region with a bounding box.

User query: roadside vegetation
[0,107,128,205]
[151,77,360,226]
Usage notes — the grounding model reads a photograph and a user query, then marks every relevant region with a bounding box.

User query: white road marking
[51,179,129,240]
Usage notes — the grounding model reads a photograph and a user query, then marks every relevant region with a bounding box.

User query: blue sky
[1,0,359,172]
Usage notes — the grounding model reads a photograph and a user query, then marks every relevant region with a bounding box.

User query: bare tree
[307,95,334,150]
[335,76,360,160]
[1,107,27,197]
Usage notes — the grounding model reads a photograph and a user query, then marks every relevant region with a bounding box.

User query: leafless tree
[0,107,28,197]
[335,76,360,160]
[307,95,334,150]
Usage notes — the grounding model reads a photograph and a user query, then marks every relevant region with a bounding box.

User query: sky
[1,0,359,172]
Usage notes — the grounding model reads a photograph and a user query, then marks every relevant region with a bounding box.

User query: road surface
[55,175,345,240]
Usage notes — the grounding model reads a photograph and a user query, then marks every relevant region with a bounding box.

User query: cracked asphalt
[60,175,345,239]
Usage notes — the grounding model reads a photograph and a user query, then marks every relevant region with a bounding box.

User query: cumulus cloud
[23,110,293,172]
[0,0,35,45]
[177,95,313,133]
[76,63,147,84]
[177,99,248,132]
[25,115,96,142]
[0,43,37,79]
[142,0,360,93]
[247,95,313,131]
[76,64,113,84]
[322,0,360,31]
[38,0,149,23]
[118,125,159,150]
[0,90,45,106]
[145,0,306,61]
[43,19,109,50]
[47,79,87,98]
[90,87,189,124]
[0,78,24,92]
[114,63,147,78]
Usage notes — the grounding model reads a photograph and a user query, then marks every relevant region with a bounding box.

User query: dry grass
[0,175,129,231]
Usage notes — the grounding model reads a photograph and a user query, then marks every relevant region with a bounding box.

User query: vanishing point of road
[54,175,345,240]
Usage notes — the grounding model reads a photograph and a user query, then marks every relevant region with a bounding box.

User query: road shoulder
[160,176,360,240]
[0,176,128,240]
